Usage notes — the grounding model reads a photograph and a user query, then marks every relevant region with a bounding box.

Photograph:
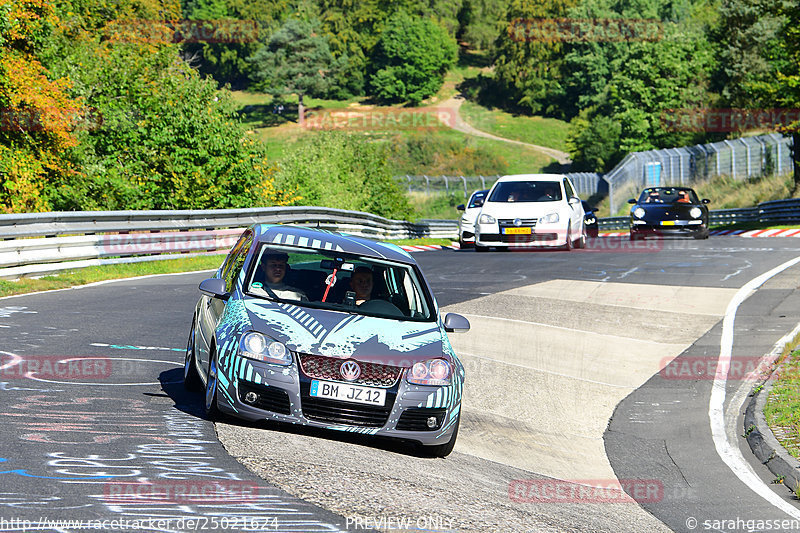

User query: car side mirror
[199,278,229,300]
[627,198,636,204]
[702,198,711,204]
[591,207,599,213]
[443,313,470,333]
[456,204,465,211]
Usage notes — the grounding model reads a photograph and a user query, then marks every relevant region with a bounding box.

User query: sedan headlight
[240,332,291,365]
[407,358,452,386]
[633,207,645,219]
[689,207,702,219]
[538,212,559,224]
[479,213,496,224]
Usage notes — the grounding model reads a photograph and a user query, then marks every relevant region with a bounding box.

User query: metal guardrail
[0,208,459,280]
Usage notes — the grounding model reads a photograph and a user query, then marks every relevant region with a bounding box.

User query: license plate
[503,227,532,235]
[310,380,386,406]
[661,221,676,226]
[661,220,688,226]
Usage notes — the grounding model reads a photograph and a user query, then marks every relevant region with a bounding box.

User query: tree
[369,12,458,105]
[249,18,340,124]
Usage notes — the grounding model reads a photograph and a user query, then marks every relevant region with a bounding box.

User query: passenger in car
[349,266,374,305]
[258,252,307,301]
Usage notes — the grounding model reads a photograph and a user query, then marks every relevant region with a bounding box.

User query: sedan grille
[498,219,537,228]
[298,353,402,388]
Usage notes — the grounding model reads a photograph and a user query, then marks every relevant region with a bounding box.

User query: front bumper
[476,223,565,248]
[216,353,462,447]
[630,220,707,237]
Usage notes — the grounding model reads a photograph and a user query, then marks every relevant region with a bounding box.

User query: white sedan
[474,174,586,251]
[456,189,489,248]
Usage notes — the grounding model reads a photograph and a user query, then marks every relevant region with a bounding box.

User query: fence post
[442,175,449,193]
[741,138,751,178]
[723,140,736,179]
[405,175,412,193]
[460,176,467,197]
[423,175,430,194]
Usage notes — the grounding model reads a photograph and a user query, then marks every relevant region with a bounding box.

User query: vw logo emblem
[513,218,522,227]
[340,360,361,381]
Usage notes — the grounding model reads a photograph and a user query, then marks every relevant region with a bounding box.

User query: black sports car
[581,200,599,238]
[628,187,710,240]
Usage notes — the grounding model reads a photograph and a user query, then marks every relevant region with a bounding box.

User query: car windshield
[488,181,562,203]
[245,244,434,321]
[638,188,700,204]
[468,190,488,208]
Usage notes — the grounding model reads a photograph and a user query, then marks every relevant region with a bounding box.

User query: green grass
[0,255,226,298]
[764,344,800,460]
[458,100,571,153]
[407,191,468,220]
[0,238,454,298]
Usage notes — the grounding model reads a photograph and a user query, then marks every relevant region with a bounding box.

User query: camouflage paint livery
[191,224,464,447]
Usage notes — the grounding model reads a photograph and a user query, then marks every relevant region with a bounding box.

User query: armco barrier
[0,207,459,280]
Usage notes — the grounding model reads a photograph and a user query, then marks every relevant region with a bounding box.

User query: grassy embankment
[0,238,453,299]
[763,343,800,493]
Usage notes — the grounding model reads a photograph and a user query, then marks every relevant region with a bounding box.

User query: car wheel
[427,414,460,458]
[204,349,221,419]
[184,319,203,392]
[575,228,587,249]
[693,232,709,240]
[458,238,473,250]
[475,245,489,252]
[630,232,642,241]
[563,227,572,251]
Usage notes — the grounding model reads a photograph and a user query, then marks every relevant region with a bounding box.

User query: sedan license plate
[661,220,688,226]
[660,221,676,226]
[310,380,386,406]
[502,227,532,235]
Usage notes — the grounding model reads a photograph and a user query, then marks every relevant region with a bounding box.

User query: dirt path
[437,95,572,166]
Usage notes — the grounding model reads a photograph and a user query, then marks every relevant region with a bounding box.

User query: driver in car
[258,252,307,301]
[349,266,373,305]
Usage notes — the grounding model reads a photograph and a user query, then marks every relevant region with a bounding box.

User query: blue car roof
[251,224,415,263]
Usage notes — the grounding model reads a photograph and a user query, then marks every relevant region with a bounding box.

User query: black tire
[693,232,709,240]
[458,238,474,249]
[630,232,642,241]
[563,228,573,251]
[184,320,203,392]
[428,415,460,458]
[204,349,221,419]
[575,228,587,249]
[475,245,489,252]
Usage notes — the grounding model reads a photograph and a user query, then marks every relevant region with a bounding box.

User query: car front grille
[298,353,402,388]
[300,395,393,427]
[238,382,291,415]
[500,233,557,243]
[498,219,538,228]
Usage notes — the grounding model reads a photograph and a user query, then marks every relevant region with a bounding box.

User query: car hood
[242,299,447,367]
[481,201,564,218]
[636,204,703,219]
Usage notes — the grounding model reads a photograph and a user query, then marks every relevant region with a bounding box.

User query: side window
[563,178,575,199]
[224,233,253,293]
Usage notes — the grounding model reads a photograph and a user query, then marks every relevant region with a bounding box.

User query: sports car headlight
[690,207,702,219]
[479,214,496,224]
[407,358,452,386]
[240,332,291,366]
[538,212,559,224]
[633,207,645,219]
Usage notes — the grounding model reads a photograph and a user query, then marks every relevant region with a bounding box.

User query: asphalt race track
[2,236,800,532]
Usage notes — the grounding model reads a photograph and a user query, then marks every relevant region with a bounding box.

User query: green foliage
[566,113,623,172]
[276,131,412,220]
[249,17,344,116]
[369,12,458,105]
[387,131,508,175]
[457,0,511,50]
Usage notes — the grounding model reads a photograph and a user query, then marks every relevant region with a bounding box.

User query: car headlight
[538,212,559,224]
[407,358,452,386]
[633,207,645,219]
[479,214,496,224]
[585,216,596,224]
[689,207,702,219]
[240,332,291,365]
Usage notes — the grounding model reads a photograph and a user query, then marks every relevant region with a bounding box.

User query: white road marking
[709,255,800,519]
